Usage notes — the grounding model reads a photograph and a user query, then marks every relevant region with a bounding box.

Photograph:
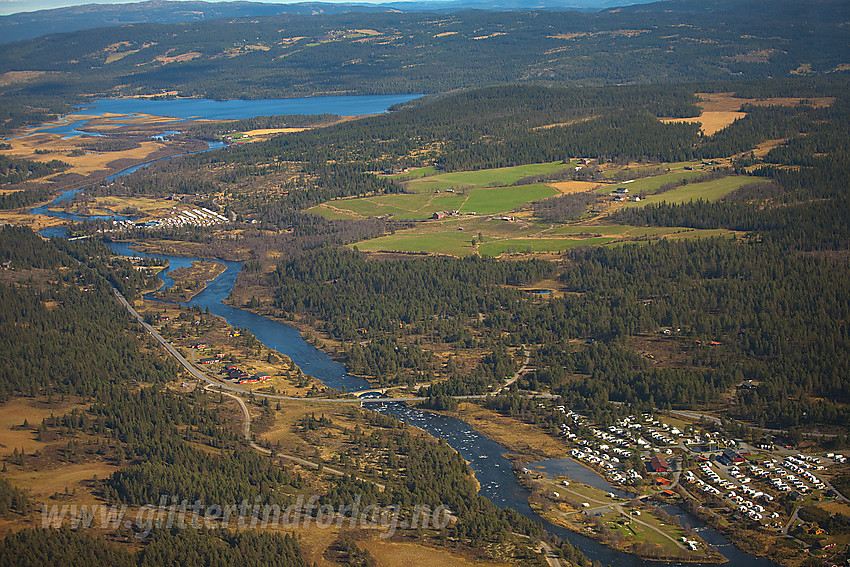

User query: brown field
[533,115,598,130]
[660,92,836,136]
[4,130,166,175]
[0,71,48,87]
[241,127,309,136]
[361,539,509,566]
[547,180,604,195]
[660,111,745,136]
[6,462,119,501]
[441,402,569,461]
[258,400,360,460]
[155,51,202,64]
[0,398,88,457]
[818,501,850,517]
[292,524,342,567]
[750,138,789,158]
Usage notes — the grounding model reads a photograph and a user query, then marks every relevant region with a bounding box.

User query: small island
[153,260,226,302]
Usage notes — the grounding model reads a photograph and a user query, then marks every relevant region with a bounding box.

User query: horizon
[0,0,640,18]
[2,0,383,17]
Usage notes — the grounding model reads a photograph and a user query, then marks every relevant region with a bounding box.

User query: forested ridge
[2,0,849,133]
[0,527,307,567]
[0,226,559,563]
[209,74,850,430]
[96,77,850,239]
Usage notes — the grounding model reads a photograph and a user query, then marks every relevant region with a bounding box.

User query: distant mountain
[0,0,657,44]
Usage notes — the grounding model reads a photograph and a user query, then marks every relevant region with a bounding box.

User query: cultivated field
[311,183,557,221]
[399,161,570,193]
[623,175,766,207]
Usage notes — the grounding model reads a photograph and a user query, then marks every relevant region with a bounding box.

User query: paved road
[206,383,386,488]
[115,289,556,408]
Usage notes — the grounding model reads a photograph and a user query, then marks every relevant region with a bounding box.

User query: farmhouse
[432,211,448,220]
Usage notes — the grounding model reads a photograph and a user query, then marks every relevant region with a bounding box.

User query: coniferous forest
[1,0,849,564]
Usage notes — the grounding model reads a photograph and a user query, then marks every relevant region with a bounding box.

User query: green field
[598,170,707,195]
[403,161,570,193]
[310,182,558,220]
[478,237,615,256]
[460,184,558,215]
[626,175,766,207]
[355,230,477,256]
[354,218,740,257]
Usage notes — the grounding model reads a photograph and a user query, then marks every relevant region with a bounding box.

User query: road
[114,287,389,487]
[548,481,687,551]
[207,383,386,490]
[495,344,532,394]
[115,289,551,406]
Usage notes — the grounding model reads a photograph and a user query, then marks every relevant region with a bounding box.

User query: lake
[75,94,422,121]
[9,93,422,140]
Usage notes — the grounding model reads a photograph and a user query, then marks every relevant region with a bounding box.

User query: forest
[202,75,850,430]
[0,225,558,563]
[1,0,849,133]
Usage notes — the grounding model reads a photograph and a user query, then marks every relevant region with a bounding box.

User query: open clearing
[361,539,508,567]
[0,398,88,457]
[659,92,835,135]
[7,462,119,500]
[478,236,615,256]
[354,215,739,257]
[623,175,766,207]
[400,161,569,193]
[311,183,557,221]
[599,170,707,195]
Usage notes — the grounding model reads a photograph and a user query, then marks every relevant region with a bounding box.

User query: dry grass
[533,115,598,130]
[292,524,342,567]
[0,398,88,457]
[6,462,118,501]
[155,51,202,64]
[660,111,745,136]
[4,130,166,176]
[241,127,309,136]
[0,71,47,87]
[818,501,850,517]
[547,180,603,195]
[361,539,508,566]
[443,402,569,460]
[660,93,835,136]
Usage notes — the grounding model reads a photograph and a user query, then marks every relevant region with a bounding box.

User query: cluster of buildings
[160,207,230,228]
[108,207,230,232]
[611,187,642,202]
[220,364,271,384]
[685,446,839,527]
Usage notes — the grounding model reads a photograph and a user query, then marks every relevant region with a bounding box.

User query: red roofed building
[648,456,670,473]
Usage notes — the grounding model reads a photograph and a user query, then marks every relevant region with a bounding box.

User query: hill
[0,0,657,44]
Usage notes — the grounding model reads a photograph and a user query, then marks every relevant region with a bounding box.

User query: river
[103,240,777,567]
[25,94,776,567]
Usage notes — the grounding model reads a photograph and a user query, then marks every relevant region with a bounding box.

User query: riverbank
[151,260,227,302]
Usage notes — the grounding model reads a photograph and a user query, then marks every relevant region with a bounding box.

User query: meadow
[310,182,557,220]
[624,175,766,207]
